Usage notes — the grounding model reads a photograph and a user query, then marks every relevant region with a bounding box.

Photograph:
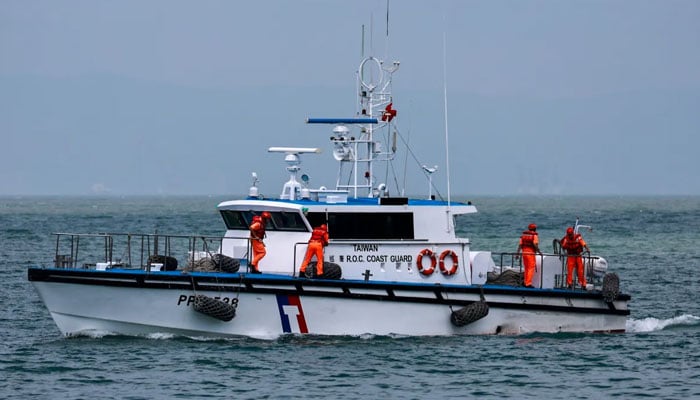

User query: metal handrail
[493,251,600,289]
[52,232,250,270]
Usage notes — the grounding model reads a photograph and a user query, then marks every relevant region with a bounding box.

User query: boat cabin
[216,195,484,285]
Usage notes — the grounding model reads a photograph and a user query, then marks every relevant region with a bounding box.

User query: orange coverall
[300,225,329,275]
[561,234,588,287]
[518,230,540,287]
[249,218,266,271]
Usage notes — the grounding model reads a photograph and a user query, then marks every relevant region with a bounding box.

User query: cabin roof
[218,197,477,215]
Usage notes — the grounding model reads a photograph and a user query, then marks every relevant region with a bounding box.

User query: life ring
[416,249,436,275]
[439,250,459,275]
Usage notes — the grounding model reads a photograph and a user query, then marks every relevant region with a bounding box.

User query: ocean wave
[626,314,700,333]
[145,332,177,340]
[66,329,120,339]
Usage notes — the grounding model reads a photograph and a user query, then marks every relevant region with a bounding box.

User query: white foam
[145,332,177,340]
[67,329,118,338]
[357,333,376,340]
[626,314,700,333]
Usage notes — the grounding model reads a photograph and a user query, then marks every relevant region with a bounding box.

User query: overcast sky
[1,0,698,197]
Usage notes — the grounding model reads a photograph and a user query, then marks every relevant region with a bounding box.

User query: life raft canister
[439,250,459,275]
[416,249,436,275]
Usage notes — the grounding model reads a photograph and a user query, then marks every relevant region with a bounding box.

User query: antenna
[421,165,438,200]
[249,172,260,198]
[385,0,390,61]
[386,0,390,37]
[361,24,365,58]
[442,19,452,231]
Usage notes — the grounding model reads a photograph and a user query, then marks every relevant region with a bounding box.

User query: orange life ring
[416,249,436,275]
[439,250,459,275]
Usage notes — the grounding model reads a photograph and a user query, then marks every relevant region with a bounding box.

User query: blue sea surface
[1,196,699,399]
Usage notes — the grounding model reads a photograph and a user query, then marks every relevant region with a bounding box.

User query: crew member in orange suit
[299,224,329,276]
[249,211,271,273]
[517,223,542,288]
[560,226,590,289]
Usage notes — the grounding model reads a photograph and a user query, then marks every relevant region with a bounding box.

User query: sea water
[1,196,699,399]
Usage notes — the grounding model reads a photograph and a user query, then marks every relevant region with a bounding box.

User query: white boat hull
[30,268,629,337]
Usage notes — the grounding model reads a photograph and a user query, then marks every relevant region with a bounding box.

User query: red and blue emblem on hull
[276,294,308,333]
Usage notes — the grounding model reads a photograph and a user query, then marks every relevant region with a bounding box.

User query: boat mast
[307,7,399,199]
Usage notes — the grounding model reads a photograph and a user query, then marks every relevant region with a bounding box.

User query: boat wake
[626,314,700,333]
[65,329,119,339]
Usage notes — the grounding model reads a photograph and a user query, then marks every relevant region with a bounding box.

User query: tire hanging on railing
[212,253,240,273]
[601,272,620,304]
[193,294,236,321]
[450,301,489,327]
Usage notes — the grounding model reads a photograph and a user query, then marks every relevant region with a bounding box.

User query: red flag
[381,103,397,122]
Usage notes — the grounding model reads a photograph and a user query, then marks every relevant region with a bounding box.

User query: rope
[486,269,523,287]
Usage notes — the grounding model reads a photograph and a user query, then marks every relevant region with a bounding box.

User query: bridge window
[220,210,308,232]
[307,212,414,239]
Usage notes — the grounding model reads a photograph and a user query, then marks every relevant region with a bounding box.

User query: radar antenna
[268,147,322,200]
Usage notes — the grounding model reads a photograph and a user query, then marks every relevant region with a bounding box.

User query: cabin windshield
[220,210,308,232]
[307,212,414,240]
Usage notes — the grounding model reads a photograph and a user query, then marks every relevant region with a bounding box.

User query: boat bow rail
[48,232,249,273]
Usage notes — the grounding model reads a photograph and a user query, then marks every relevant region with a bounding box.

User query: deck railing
[493,251,602,289]
[52,232,249,271]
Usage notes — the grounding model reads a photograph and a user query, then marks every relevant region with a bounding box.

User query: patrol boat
[27,54,630,338]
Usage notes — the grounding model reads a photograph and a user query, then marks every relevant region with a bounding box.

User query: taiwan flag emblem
[276,294,309,333]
